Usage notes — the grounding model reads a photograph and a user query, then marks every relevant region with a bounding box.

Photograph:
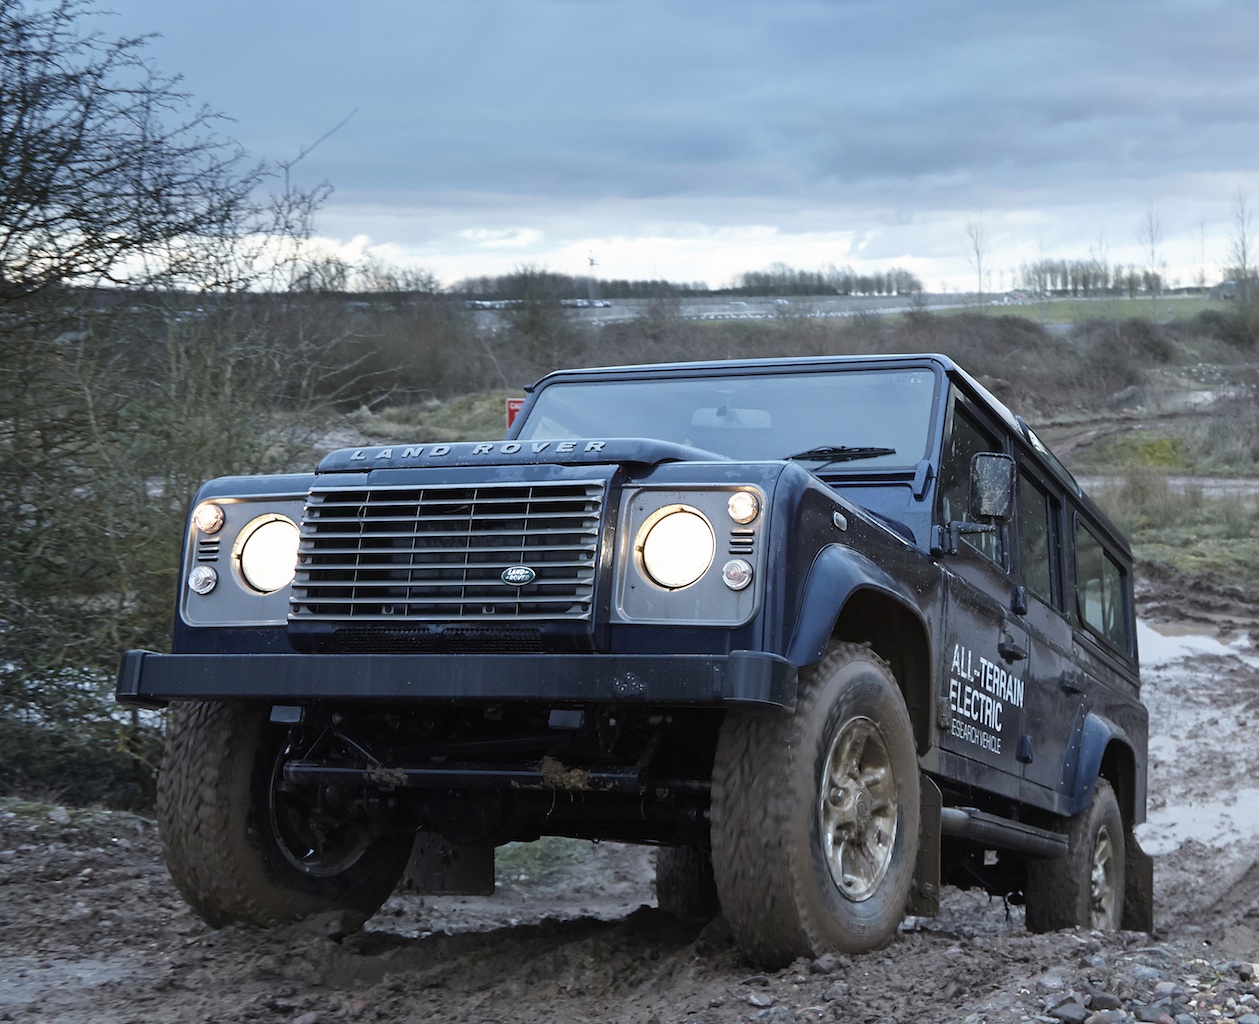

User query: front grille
[290,479,604,622]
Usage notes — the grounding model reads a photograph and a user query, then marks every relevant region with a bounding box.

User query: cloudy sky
[104,0,1259,291]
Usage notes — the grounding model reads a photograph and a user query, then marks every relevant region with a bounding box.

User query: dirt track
[4,578,1259,1024]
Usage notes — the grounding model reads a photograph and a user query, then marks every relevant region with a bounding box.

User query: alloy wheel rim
[818,715,898,901]
[1089,824,1118,927]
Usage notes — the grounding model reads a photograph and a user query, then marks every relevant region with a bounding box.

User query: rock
[1049,999,1090,1024]
[1084,1012,1128,1024]
[822,981,850,1001]
[1037,967,1073,993]
[809,953,848,974]
[47,807,71,826]
[289,909,366,941]
[758,1009,797,1022]
[749,1008,796,1023]
[745,991,774,1008]
[1089,992,1124,1010]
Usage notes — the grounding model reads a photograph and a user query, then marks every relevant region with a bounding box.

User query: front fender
[784,544,923,668]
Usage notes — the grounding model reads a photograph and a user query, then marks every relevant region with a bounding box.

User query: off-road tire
[710,643,920,966]
[1025,777,1125,932]
[655,846,719,920]
[157,700,413,929]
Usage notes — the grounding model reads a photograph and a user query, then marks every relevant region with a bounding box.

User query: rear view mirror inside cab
[690,407,773,430]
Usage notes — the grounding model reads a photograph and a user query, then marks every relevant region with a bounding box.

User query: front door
[934,396,1028,791]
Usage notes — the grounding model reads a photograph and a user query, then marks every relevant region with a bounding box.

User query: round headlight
[638,507,714,589]
[236,515,300,593]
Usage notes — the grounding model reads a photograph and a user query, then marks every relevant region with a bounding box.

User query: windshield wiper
[784,445,897,464]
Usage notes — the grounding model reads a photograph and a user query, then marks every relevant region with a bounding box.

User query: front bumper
[116,649,798,710]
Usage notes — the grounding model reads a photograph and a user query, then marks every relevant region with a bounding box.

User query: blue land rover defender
[117,354,1151,965]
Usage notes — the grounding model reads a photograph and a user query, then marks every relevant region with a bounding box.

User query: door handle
[997,632,1027,665]
[1059,674,1087,694]
[998,633,1027,662]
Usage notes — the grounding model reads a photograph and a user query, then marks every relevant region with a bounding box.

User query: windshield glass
[516,368,940,467]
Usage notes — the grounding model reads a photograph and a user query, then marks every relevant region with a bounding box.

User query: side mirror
[969,452,1015,523]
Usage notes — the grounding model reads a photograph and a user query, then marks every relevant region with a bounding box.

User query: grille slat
[304,529,592,542]
[291,479,603,623]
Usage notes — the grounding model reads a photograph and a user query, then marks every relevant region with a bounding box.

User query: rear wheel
[157,701,413,929]
[1025,777,1125,932]
[655,846,718,920]
[711,643,920,966]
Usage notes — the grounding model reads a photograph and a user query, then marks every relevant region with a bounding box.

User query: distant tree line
[455,268,709,301]
[1017,259,1173,298]
[732,262,923,297]
[453,262,924,301]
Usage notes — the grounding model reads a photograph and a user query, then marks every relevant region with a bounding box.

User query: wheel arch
[785,545,933,756]
[1073,712,1141,829]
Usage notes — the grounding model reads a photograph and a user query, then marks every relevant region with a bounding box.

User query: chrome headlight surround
[615,485,765,626]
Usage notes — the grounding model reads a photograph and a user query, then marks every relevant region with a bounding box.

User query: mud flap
[909,774,942,917]
[402,833,495,896]
[1122,830,1154,932]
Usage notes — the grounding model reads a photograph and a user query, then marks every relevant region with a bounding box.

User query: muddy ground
[4,575,1259,1024]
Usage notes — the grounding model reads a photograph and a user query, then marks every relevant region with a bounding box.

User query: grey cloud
[98,0,1259,283]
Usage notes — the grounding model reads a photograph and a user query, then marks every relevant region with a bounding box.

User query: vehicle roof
[526,353,1132,560]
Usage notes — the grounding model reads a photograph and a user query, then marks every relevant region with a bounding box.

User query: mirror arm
[931,520,997,556]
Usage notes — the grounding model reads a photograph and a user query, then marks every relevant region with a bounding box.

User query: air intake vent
[291,479,604,623]
[330,626,544,653]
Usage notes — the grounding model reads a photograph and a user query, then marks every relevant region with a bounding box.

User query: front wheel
[710,643,920,966]
[157,701,413,929]
[1025,777,1125,932]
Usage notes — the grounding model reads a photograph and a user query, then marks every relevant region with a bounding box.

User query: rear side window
[1074,524,1129,652]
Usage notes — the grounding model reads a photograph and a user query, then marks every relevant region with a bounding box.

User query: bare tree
[1196,212,1210,290]
[1137,205,1164,306]
[1088,231,1111,295]
[0,0,272,301]
[1228,190,1255,299]
[0,0,347,802]
[964,217,988,308]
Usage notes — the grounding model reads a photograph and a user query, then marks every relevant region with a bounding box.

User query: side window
[1074,524,1130,652]
[939,404,1005,565]
[1017,472,1060,607]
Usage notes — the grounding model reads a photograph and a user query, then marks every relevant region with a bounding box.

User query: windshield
[515,368,940,467]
